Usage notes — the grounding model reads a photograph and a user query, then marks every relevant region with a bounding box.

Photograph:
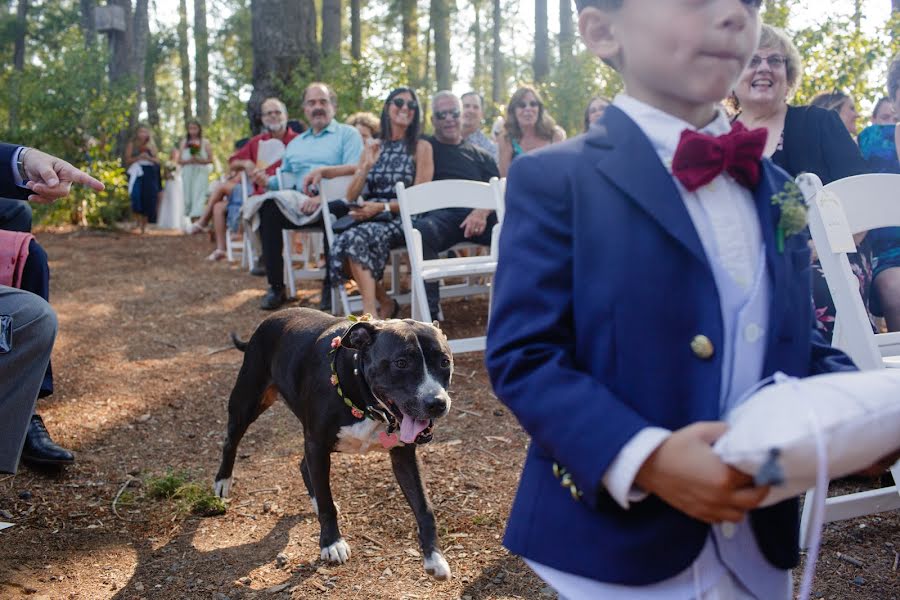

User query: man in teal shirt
[258,82,363,310]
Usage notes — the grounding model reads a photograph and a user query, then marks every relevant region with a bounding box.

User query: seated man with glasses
[253,82,363,310]
[414,91,500,321]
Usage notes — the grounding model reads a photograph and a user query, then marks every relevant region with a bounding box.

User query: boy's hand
[634,422,769,524]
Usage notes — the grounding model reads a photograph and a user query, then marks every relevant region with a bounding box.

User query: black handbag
[331,211,393,234]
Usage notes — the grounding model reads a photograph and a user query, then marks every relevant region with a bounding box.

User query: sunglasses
[516,100,541,110]
[748,55,786,69]
[434,110,460,121]
[391,98,418,110]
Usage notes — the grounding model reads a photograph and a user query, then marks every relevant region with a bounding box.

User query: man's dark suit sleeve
[0,143,29,201]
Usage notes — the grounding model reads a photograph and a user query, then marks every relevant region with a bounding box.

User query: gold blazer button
[690,335,714,360]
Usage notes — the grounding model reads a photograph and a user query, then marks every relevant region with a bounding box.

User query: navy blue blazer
[0,143,29,201]
[485,106,855,585]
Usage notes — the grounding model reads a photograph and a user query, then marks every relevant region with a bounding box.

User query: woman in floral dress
[329,88,434,318]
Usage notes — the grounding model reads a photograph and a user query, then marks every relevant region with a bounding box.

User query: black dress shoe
[250,265,266,277]
[21,415,74,467]
[260,286,287,310]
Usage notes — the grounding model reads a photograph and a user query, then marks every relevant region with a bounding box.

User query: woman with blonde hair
[346,112,381,143]
[124,124,162,233]
[732,24,873,342]
[498,86,565,177]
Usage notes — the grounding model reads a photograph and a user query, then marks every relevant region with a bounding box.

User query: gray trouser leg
[0,286,57,473]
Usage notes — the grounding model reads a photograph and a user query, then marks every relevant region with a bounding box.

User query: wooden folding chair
[396,177,505,354]
[797,172,900,548]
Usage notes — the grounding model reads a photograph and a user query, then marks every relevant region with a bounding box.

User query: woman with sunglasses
[731,25,874,343]
[329,87,434,319]
[498,86,566,177]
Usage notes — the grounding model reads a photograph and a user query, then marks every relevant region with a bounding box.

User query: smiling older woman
[732,24,875,342]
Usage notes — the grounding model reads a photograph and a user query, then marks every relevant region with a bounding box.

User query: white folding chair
[396,178,505,354]
[276,169,327,299]
[225,171,251,267]
[797,172,900,548]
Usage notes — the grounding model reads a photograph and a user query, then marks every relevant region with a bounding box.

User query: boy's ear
[578,7,621,66]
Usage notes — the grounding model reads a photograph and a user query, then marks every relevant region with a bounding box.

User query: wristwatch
[16,147,29,183]
[383,202,391,213]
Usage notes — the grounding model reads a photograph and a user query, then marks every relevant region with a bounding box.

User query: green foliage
[282,53,403,122]
[147,469,190,499]
[791,14,887,110]
[538,51,623,136]
[0,34,134,226]
[146,469,226,516]
[762,0,792,28]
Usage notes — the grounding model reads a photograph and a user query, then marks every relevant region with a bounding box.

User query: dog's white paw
[424,551,451,580]
[320,538,351,564]
[310,496,319,516]
[214,477,232,498]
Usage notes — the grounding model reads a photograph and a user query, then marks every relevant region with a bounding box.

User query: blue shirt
[268,119,363,189]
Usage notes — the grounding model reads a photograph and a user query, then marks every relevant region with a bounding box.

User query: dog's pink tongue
[399,410,429,443]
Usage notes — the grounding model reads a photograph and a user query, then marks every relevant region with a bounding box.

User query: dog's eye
[394,358,409,369]
[440,358,451,369]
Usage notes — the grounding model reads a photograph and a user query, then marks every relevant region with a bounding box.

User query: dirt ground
[0,228,897,599]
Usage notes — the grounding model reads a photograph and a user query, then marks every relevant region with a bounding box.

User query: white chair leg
[282,230,296,299]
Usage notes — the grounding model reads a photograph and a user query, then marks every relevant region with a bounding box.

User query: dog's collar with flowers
[328,314,434,446]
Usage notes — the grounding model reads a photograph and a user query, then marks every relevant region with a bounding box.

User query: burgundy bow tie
[671,121,767,192]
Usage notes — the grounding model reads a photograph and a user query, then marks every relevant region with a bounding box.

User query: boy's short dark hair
[575,0,622,11]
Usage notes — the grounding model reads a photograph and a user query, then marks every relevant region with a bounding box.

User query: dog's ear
[432,320,441,330]
[342,321,378,350]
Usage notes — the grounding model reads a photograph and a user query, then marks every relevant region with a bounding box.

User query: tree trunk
[194,0,210,125]
[130,0,150,130]
[350,0,361,59]
[533,0,548,82]
[9,0,28,134]
[401,0,420,85]
[491,0,502,106]
[558,0,573,62]
[249,0,319,134]
[80,0,96,48]
[145,34,161,134]
[108,0,133,84]
[322,0,341,57]
[178,0,193,125]
[471,0,483,92]
[431,0,452,90]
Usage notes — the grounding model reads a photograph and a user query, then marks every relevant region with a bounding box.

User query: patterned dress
[858,124,900,300]
[329,139,416,283]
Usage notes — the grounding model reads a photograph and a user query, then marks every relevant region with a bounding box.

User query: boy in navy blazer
[485,1,857,598]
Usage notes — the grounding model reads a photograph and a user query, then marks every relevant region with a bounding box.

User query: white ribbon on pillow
[715,369,900,507]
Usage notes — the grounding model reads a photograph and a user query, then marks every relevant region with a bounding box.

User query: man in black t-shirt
[417,91,500,320]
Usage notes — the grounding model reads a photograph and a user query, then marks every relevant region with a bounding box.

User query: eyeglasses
[515,100,541,110]
[434,110,460,121]
[391,98,418,110]
[748,55,787,69]
[262,110,283,117]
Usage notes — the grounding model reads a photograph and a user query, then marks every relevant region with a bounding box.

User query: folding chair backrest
[799,172,900,370]
[491,177,506,223]
[276,169,298,191]
[396,179,497,218]
[319,176,354,247]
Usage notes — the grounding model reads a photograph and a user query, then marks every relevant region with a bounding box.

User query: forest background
[2,0,900,225]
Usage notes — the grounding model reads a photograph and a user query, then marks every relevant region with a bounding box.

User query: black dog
[214,308,453,579]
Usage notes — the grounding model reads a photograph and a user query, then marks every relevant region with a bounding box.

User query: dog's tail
[230,332,248,352]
